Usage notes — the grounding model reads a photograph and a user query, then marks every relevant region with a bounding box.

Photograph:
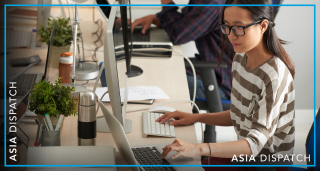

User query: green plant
[37,17,80,47]
[29,77,78,118]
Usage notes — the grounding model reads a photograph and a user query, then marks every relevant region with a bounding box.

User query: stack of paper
[95,86,170,104]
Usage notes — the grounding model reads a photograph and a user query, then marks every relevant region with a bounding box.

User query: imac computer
[96,1,133,133]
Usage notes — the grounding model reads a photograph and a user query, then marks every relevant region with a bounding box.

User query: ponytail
[264,24,295,78]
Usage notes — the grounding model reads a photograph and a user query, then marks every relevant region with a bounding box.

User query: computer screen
[117,0,143,77]
[103,1,132,132]
[43,20,56,81]
[119,0,132,75]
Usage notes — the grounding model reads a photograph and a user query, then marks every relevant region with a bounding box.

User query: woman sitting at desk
[156,0,295,170]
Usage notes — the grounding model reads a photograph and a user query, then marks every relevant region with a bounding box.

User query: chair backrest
[305,107,320,170]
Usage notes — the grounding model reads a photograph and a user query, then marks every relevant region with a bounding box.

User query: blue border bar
[3,4,315,7]
[313,4,317,167]
[3,3,316,168]
[4,4,7,166]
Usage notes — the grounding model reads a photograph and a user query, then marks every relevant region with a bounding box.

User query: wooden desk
[7,45,200,170]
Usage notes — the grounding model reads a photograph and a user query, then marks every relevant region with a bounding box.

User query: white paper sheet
[95,86,170,102]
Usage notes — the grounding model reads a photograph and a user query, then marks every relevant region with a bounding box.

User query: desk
[7,45,200,170]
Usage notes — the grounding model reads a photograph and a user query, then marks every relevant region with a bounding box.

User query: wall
[274,0,319,109]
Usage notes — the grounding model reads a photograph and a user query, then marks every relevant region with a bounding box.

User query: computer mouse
[148,106,176,113]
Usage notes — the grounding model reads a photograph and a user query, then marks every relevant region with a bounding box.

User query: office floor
[194,109,315,166]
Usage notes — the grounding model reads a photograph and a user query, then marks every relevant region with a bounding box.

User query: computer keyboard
[131,29,150,42]
[132,146,176,171]
[142,112,176,138]
[12,73,38,97]
[7,31,32,48]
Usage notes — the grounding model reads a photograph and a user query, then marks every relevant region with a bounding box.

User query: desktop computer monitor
[102,1,132,133]
[119,0,143,77]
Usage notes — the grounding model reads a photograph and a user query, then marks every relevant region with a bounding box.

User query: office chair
[289,108,320,171]
[185,59,227,162]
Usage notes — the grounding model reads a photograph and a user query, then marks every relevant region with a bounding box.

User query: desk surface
[7,45,199,170]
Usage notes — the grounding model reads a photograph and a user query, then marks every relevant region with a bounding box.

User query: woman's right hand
[156,110,197,126]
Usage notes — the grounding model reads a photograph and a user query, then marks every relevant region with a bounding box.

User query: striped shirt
[230,53,295,157]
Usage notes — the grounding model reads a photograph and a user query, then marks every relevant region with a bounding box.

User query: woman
[156,0,295,170]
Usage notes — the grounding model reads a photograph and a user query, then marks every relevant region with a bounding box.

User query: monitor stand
[96,118,132,134]
[126,65,143,78]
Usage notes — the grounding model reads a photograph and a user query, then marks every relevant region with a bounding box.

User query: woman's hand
[162,139,203,159]
[156,110,198,126]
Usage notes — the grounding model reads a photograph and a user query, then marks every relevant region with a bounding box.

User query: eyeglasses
[219,20,262,36]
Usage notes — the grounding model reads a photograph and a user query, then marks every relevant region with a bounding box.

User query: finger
[169,120,182,126]
[141,24,150,34]
[162,145,176,159]
[160,113,175,124]
[156,113,169,122]
[173,139,179,143]
[131,20,140,32]
[162,144,182,159]
[172,151,182,159]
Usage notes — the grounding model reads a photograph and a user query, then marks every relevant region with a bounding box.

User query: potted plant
[28,77,78,131]
[37,17,80,68]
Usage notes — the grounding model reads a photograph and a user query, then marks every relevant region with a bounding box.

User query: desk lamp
[64,0,99,95]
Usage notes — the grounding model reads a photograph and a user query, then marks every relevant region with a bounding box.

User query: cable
[91,6,103,64]
[81,80,89,85]
[79,60,99,63]
[93,61,105,94]
[78,21,87,64]
[96,90,108,116]
[127,99,199,114]
[92,19,103,63]
[122,75,129,124]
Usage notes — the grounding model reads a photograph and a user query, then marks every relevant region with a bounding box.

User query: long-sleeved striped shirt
[230,53,295,157]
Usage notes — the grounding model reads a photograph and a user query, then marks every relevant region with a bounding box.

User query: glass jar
[59,52,73,83]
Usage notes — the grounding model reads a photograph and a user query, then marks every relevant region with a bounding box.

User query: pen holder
[41,125,61,146]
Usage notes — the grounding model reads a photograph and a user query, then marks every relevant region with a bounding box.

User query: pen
[54,115,64,131]
[44,114,54,131]
[38,124,43,146]
[43,118,51,138]
[34,123,40,147]
[34,117,39,124]
[34,123,43,147]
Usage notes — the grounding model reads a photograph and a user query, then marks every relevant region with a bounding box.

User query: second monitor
[97,1,132,133]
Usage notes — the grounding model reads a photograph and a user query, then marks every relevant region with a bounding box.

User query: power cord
[91,6,103,64]
[81,80,89,85]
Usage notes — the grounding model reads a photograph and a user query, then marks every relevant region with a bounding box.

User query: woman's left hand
[162,139,203,159]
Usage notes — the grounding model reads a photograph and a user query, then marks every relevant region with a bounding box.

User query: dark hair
[221,0,295,79]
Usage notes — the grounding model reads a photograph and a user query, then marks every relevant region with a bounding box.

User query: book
[122,99,155,105]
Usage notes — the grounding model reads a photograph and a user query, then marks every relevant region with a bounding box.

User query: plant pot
[36,114,65,133]
[50,45,71,69]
